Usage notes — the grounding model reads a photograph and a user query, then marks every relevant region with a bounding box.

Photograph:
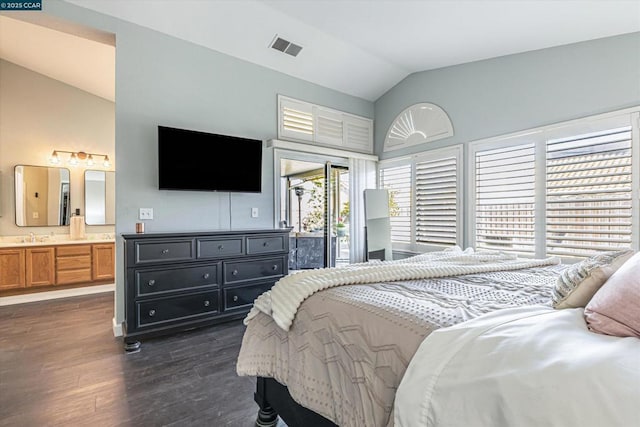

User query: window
[474,143,536,256]
[379,145,463,251]
[277,95,373,152]
[470,111,639,260]
[546,126,633,257]
[379,163,411,244]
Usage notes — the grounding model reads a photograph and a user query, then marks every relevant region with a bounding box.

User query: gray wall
[44,0,373,325]
[375,32,640,159]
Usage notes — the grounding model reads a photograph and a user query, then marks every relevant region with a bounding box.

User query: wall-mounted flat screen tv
[158,126,262,192]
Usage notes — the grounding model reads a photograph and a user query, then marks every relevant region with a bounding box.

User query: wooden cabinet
[122,229,292,350]
[0,249,26,290]
[26,247,55,287]
[92,244,115,281]
[56,245,92,285]
[0,242,115,293]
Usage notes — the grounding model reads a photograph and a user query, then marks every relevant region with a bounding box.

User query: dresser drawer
[197,238,243,258]
[137,291,219,327]
[224,282,272,311]
[57,245,91,257]
[134,240,194,264]
[246,236,285,255]
[224,257,285,285]
[135,264,219,297]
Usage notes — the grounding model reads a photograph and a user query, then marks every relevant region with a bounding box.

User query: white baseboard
[112,316,123,337]
[0,283,114,306]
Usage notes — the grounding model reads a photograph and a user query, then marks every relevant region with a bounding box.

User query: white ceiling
[5,1,639,102]
[64,0,640,101]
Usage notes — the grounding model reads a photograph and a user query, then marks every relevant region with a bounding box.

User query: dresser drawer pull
[204,300,210,307]
[272,265,278,271]
[218,244,224,250]
[232,269,238,276]
[148,279,155,286]
[161,249,170,254]
[149,309,156,317]
[203,273,210,279]
[232,295,239,302]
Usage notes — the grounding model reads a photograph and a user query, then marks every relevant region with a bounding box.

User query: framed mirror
[15,165,71,227]
[84,170,115,225]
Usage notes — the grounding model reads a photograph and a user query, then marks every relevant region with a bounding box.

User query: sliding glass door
[277,151,350,269]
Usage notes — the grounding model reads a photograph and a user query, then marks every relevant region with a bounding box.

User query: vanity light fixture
[49,150,111,168]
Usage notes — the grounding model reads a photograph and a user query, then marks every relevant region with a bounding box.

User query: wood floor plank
[0,292,270,427]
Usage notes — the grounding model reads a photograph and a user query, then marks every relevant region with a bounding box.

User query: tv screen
[158,126,262,192]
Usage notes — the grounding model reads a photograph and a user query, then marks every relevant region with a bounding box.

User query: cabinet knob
[148,279,155,286]
[149,309,156,317]
[204,300,210,307]
[263,242,269,247]
[232,269,238,276]
[272,265,278,271]
[232,295,239,302]
[161,249,169,254]
[203,273,210,279]
[218,244,224,250]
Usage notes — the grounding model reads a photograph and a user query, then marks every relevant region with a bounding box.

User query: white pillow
[552,250,633,309]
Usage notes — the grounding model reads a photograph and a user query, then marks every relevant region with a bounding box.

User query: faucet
[29,232,35,243]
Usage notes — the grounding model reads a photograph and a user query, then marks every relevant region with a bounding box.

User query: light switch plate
[139,208,153,220]
[251,207,259,218]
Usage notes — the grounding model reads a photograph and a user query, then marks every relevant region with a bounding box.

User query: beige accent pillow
[585,252,640,338]
[552,250,633,309]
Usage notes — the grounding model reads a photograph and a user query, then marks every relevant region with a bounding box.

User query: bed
[236,247,639,426]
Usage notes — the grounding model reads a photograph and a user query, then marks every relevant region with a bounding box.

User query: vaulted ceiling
[2,1,639,102]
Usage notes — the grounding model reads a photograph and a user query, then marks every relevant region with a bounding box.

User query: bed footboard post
[254,377,279,427]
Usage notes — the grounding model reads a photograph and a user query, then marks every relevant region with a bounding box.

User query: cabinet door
[26,247,55,287]
[92,243,115,281]
[0,249,26,290]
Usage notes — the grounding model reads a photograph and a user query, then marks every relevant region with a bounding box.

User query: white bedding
[395,306,640,427]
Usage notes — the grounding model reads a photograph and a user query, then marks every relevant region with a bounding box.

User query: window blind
[475,143,536,256]
[546,126,633,258]
[282,105,313,137]
[379,164,411,243]
[415,156,458,246]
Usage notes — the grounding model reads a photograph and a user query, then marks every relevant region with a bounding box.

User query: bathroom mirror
[14,165,71,227]
[84,170,115,225]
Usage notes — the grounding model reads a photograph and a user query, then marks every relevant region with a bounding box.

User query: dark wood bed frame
[254,377,338,427]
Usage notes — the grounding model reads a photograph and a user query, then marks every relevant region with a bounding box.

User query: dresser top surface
[121,228,293,240]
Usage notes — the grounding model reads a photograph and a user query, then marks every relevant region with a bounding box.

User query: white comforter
[395,306,640,427]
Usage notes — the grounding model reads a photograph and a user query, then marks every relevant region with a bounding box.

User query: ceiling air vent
[270,35,303,57]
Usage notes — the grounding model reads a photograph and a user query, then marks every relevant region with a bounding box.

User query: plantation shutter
[546,126,633,258]
[279,97,313,142]
[475,143,536,256]
[415,154,459,247]
[379,164,411,243]
[314,108,343,146]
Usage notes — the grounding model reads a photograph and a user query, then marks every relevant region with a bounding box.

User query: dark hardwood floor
[0,292,271,427]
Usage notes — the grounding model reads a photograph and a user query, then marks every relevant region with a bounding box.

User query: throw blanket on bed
[246,247,560,330]
[395,306,640,427]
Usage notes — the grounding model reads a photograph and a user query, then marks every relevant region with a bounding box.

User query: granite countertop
[0,235,115,248]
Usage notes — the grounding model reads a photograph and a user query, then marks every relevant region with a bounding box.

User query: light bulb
[50,151,60,164]
[87,154,94,166]
[103,155,111,168]
[69,152,78,165]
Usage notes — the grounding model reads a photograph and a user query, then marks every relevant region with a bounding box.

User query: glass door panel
[278,154,350,270]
